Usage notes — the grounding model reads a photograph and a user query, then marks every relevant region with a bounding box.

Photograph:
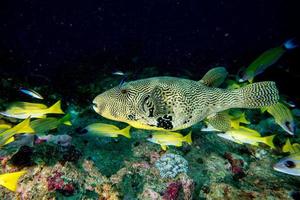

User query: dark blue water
[1,1,299,73]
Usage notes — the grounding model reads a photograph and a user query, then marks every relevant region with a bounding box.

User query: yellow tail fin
[119,125,131,138]
[0,170,27,192]
[63,121,72,126]
[239,113,250,124]
[4,137,15,145]
[183,130,192,145]
[282,138,293,153]
[264,135,276,149]
[15,118,35,134]
[47,100,64,114]
[59,114,72,126]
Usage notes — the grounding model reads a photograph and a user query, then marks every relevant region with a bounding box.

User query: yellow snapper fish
[84,123,131,138]
[262,102,295,135]
[282,139,300,154]
[92,67,279,131]
[273,153,300,176]
[147,130,192,150]
[0,118,35,147]
[0,100,64,119]
[239,39,297,83]
[30,114,72,133]
[217,126,275,149]
[0,170,27,192]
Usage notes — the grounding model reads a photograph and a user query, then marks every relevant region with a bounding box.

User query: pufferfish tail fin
[199,67,228,87]
[234,81,279,108]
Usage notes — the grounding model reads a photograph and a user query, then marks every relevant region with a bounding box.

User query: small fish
[147,130,192,150]
[0,118,35,147]
[240,39,297,83]
[273,153,300,176]
[30,114,72,133]
[0,100,64,119]
[112,71,126,76]
[84,123,131,138]
[0,170,27,192]
[217,126,275,149]
[263,102,295,135]
[199,67,228,87]
[19,87,44,99]
[282,139,300,154]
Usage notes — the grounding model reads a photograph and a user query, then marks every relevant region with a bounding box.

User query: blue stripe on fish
[284,39,298,50]
[19,87,44,99]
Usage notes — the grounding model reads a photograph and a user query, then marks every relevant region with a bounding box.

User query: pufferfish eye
[284,160,296,168]
[121,89,128,94]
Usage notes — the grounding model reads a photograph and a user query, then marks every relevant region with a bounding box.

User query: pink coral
[224,152,246,180]
[163,182,181,200]
[0,156,8,169]
[131,161,150,169]
[180,174,194,200]
[47,171,74,195]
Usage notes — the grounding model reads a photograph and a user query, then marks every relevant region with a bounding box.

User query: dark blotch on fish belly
[156,115,173,129]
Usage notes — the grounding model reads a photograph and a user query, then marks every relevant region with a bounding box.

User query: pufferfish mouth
[92,102,98,112]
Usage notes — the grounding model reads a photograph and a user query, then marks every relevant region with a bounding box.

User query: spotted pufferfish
[93,67,279,131]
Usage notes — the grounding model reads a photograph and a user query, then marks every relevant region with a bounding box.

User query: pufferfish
[93,67,279,131]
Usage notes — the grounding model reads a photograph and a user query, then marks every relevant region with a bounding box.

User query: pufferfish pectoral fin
[148,86,173,116]
[199,67,228,87]
[206,112,231,132]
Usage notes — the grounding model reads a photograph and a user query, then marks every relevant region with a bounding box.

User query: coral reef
[155,153,188,178]
[1,66,300,199]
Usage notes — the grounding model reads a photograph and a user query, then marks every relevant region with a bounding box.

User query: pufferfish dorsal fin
[199,67,228,87]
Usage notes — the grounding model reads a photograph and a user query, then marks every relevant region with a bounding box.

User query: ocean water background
[0,0,299,95]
